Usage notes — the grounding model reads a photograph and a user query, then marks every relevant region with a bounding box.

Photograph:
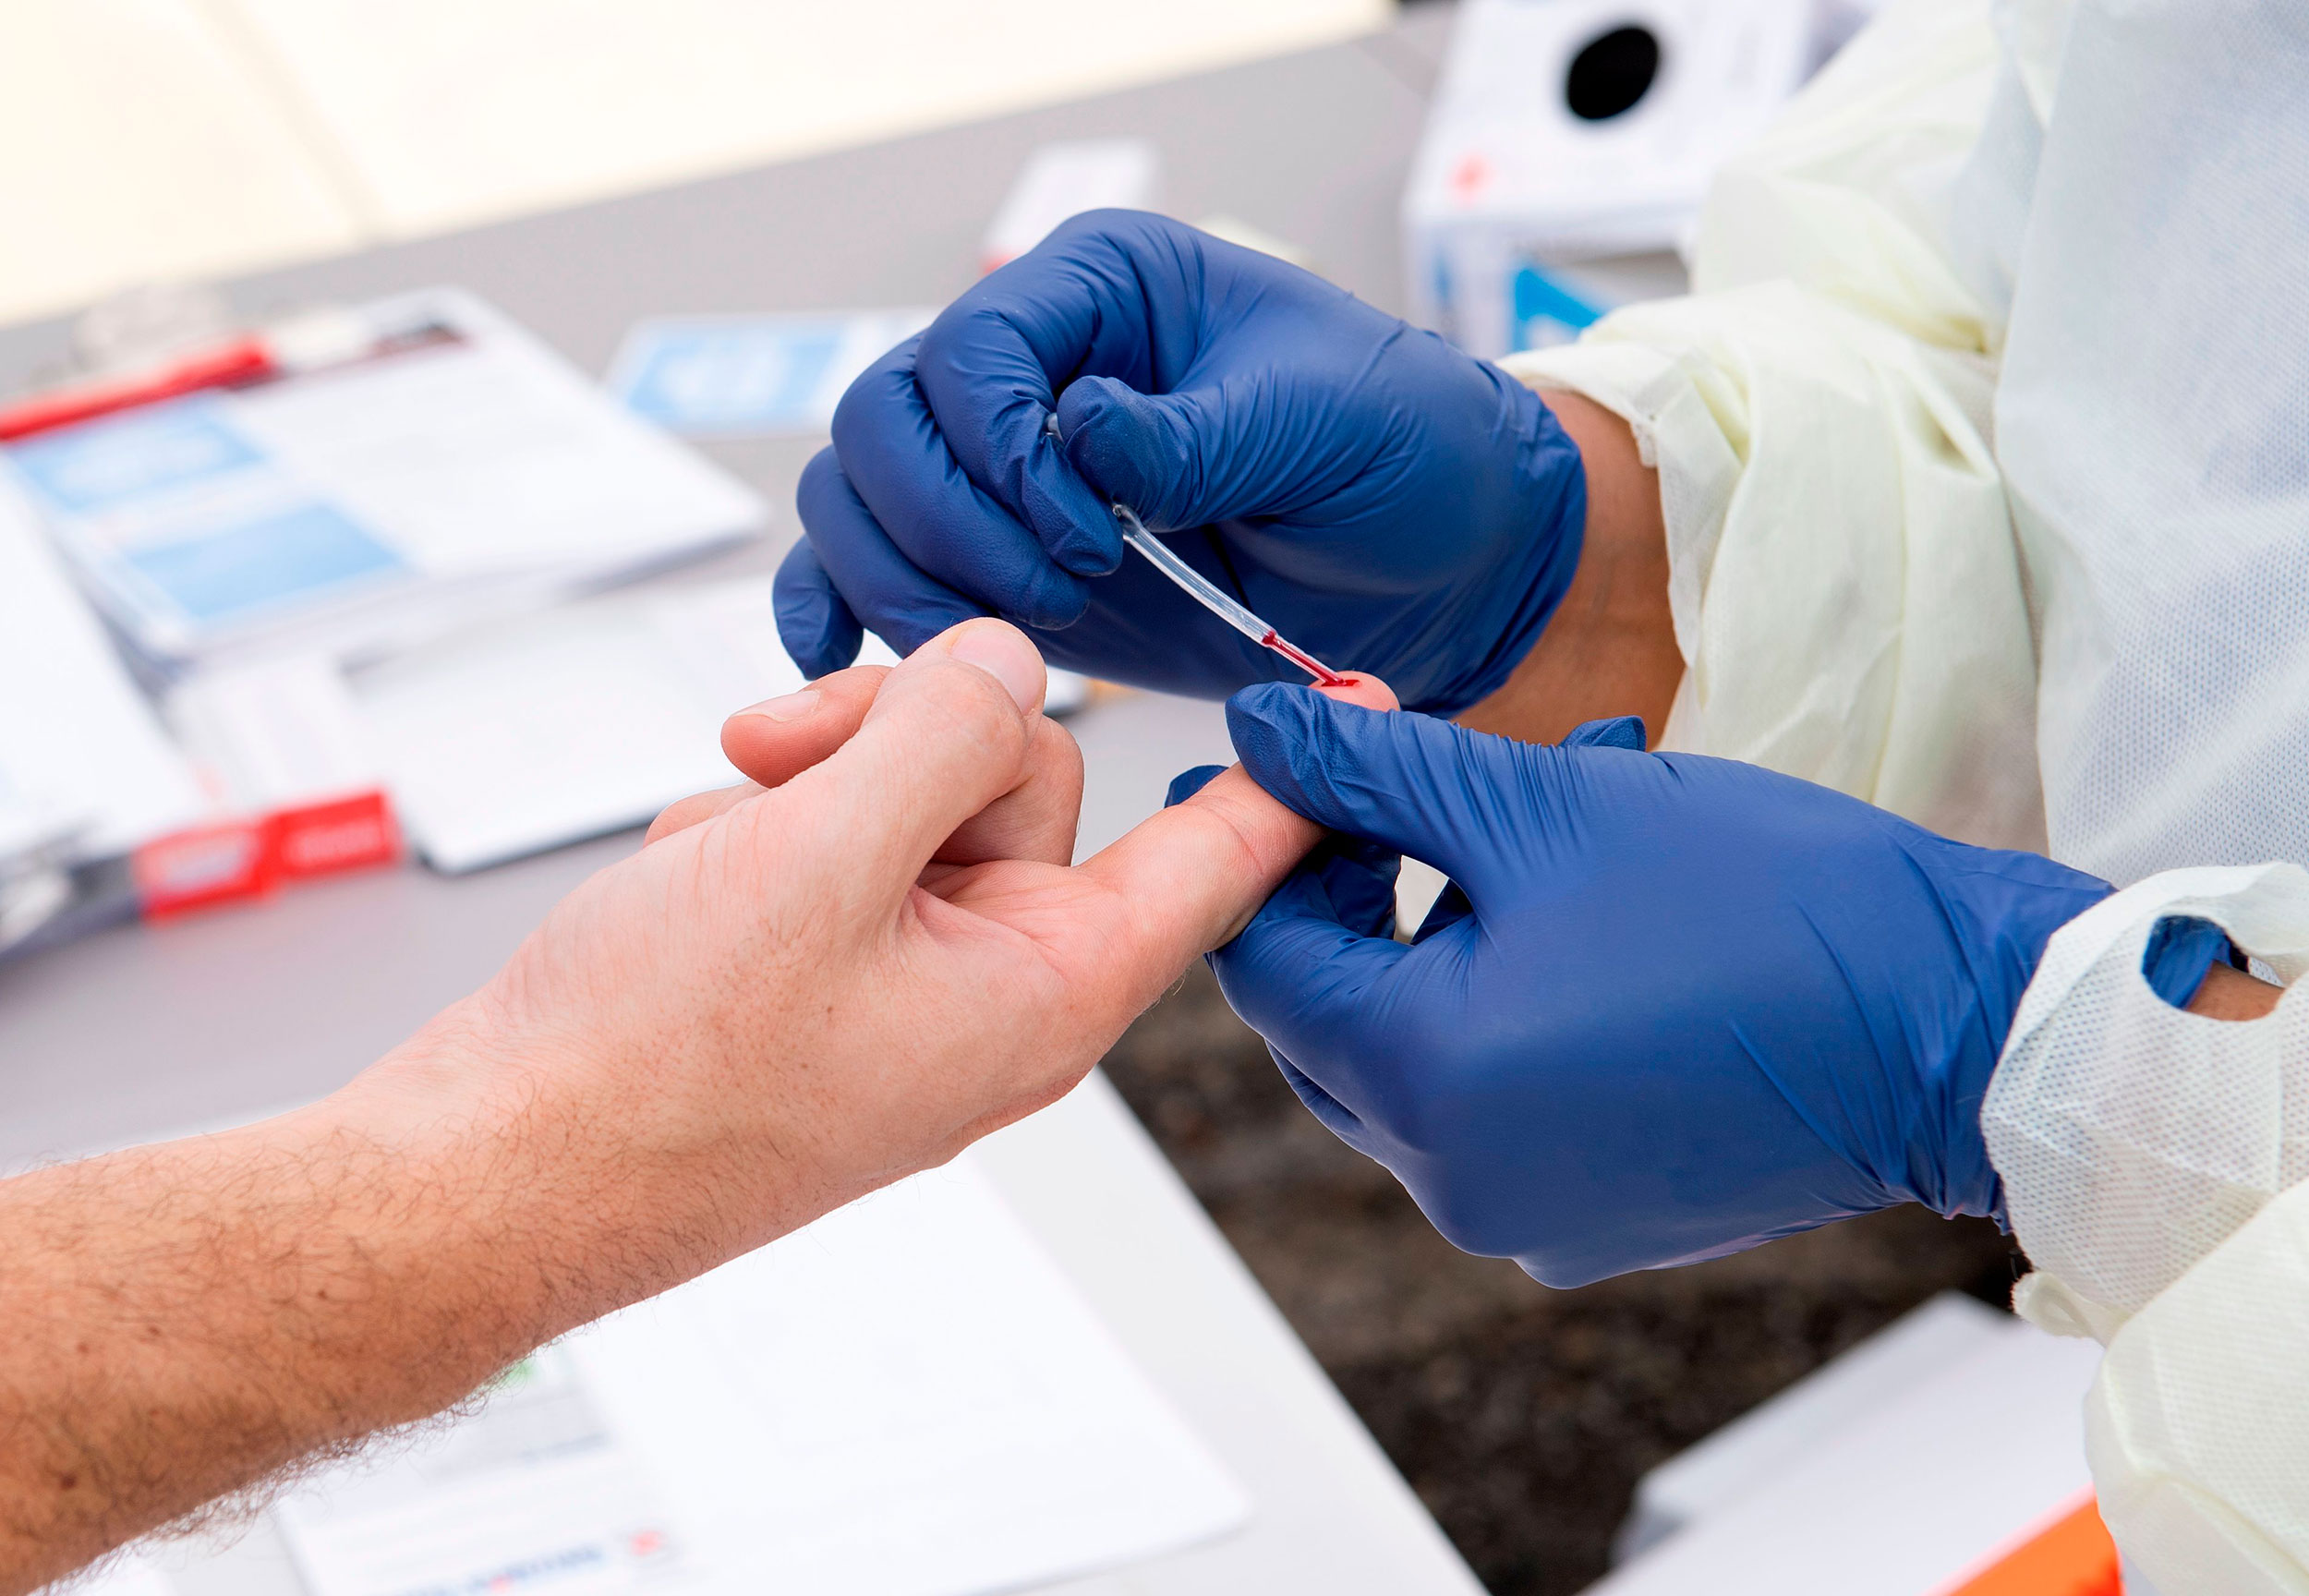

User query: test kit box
[1403,0,1850,359]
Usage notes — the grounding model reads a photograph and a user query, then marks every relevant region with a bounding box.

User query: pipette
[1045,413,1350,686]
[1108,502,1350,685]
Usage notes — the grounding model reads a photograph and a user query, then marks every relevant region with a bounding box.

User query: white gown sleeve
[1500,0,2048,851]
[1983,870,2309,1594]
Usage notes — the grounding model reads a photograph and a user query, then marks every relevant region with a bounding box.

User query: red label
[268,790,399,880]
[133,820,273,917]
[136,790,400,918]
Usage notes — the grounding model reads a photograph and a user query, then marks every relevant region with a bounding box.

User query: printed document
[8,289,764,674]
[272,1156,1248,1596]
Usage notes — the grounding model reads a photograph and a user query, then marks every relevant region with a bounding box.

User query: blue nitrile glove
[1169,690,2122,1288]
[775,211,1585,714]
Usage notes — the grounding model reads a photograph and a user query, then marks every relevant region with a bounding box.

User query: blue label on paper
[10,400,263,513]
[615,322,844,435]
[121,503,405,624]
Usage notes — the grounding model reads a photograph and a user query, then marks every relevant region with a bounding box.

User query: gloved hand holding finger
[1197,686,2117,1288]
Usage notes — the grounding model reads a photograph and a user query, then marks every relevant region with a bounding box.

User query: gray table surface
[0,8,1497,1594]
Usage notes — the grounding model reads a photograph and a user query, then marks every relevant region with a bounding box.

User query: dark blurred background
[1103,966,2021,1595]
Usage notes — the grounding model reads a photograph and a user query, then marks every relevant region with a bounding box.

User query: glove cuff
[1919,839,2113,1225]
[1419,378,1586,714]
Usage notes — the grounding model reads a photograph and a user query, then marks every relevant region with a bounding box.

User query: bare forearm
[0,1011,631,1591]
[2188,961,2284,1021]
[1459,389,1682,745]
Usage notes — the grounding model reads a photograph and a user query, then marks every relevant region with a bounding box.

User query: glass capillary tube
[1109,504,1348,685]
[1045,408,1348,685]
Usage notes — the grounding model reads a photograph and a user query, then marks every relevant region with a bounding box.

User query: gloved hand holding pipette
[775,210,1585,713]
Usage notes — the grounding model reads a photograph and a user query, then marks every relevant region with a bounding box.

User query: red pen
[0,317,459,444]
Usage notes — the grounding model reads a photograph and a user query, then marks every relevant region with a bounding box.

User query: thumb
[1226,683,1522,889]
[1057,374,1270,531]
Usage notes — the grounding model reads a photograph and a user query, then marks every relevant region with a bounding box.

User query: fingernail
[947,622,1046,712]
[738,688,821,722]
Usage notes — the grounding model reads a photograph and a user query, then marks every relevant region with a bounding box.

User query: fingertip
[919,617,1048,715]
[719,664,888,789]
[1039,498,1125,578]
[1315,672,1399,712]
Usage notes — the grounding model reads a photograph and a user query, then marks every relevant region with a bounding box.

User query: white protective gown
[1504,2,2309,1590]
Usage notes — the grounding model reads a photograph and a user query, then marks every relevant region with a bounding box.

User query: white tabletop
[0,10,1487,1592]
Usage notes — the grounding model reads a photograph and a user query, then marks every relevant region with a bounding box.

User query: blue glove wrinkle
[916,252,1130,572]
[829,345,1091,630]
[2141,914,2232,1010]
[1273,1048,1371,1143]
[1213,686,2112,1286]
[1300,834,1402,942]
[785,450,988,661]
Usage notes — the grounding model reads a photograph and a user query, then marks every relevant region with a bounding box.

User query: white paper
[273,1158,1247,1596]
[576,1158,1249,1595]
[239,293,764,581]
[276,1345,701,1596]
[167,654,380,814]
[0,470,206,860]
[1592,1313,2099,1594]
[353,578,898,874]
[982,139,1161,270]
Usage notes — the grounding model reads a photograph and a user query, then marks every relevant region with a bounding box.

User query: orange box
[1942,1492,2122,1596]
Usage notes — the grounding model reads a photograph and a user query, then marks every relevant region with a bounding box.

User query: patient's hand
[423,616,1399,1297]
[0,616,1390,1595]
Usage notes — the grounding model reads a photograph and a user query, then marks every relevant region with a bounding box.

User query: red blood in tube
[1260,629,1350,687]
